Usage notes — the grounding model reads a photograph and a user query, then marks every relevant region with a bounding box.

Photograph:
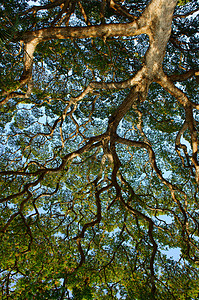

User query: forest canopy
[0,0,199,299]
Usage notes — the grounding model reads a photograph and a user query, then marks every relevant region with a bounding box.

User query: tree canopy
[0,0,199,299]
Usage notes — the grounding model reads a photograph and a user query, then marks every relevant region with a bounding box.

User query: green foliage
[177,0,191,5]
[72,286,93,300]
[1,0,199,299]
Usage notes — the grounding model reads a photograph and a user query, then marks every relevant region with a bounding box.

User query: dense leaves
[1,0,199,299]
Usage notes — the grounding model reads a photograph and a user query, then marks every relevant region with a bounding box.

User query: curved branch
[115,135,173,189]
[185,106,199,183]
[156,70,199,109]
[23,0,67,14]
[175,121,190,168]
[169,69,199,82]
[21,21,147,44]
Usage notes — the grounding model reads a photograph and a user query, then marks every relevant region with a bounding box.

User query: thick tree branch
[169,69,199,82]
[156,71,199,109]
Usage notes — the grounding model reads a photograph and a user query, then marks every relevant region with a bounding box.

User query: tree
[0,0,199,298]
